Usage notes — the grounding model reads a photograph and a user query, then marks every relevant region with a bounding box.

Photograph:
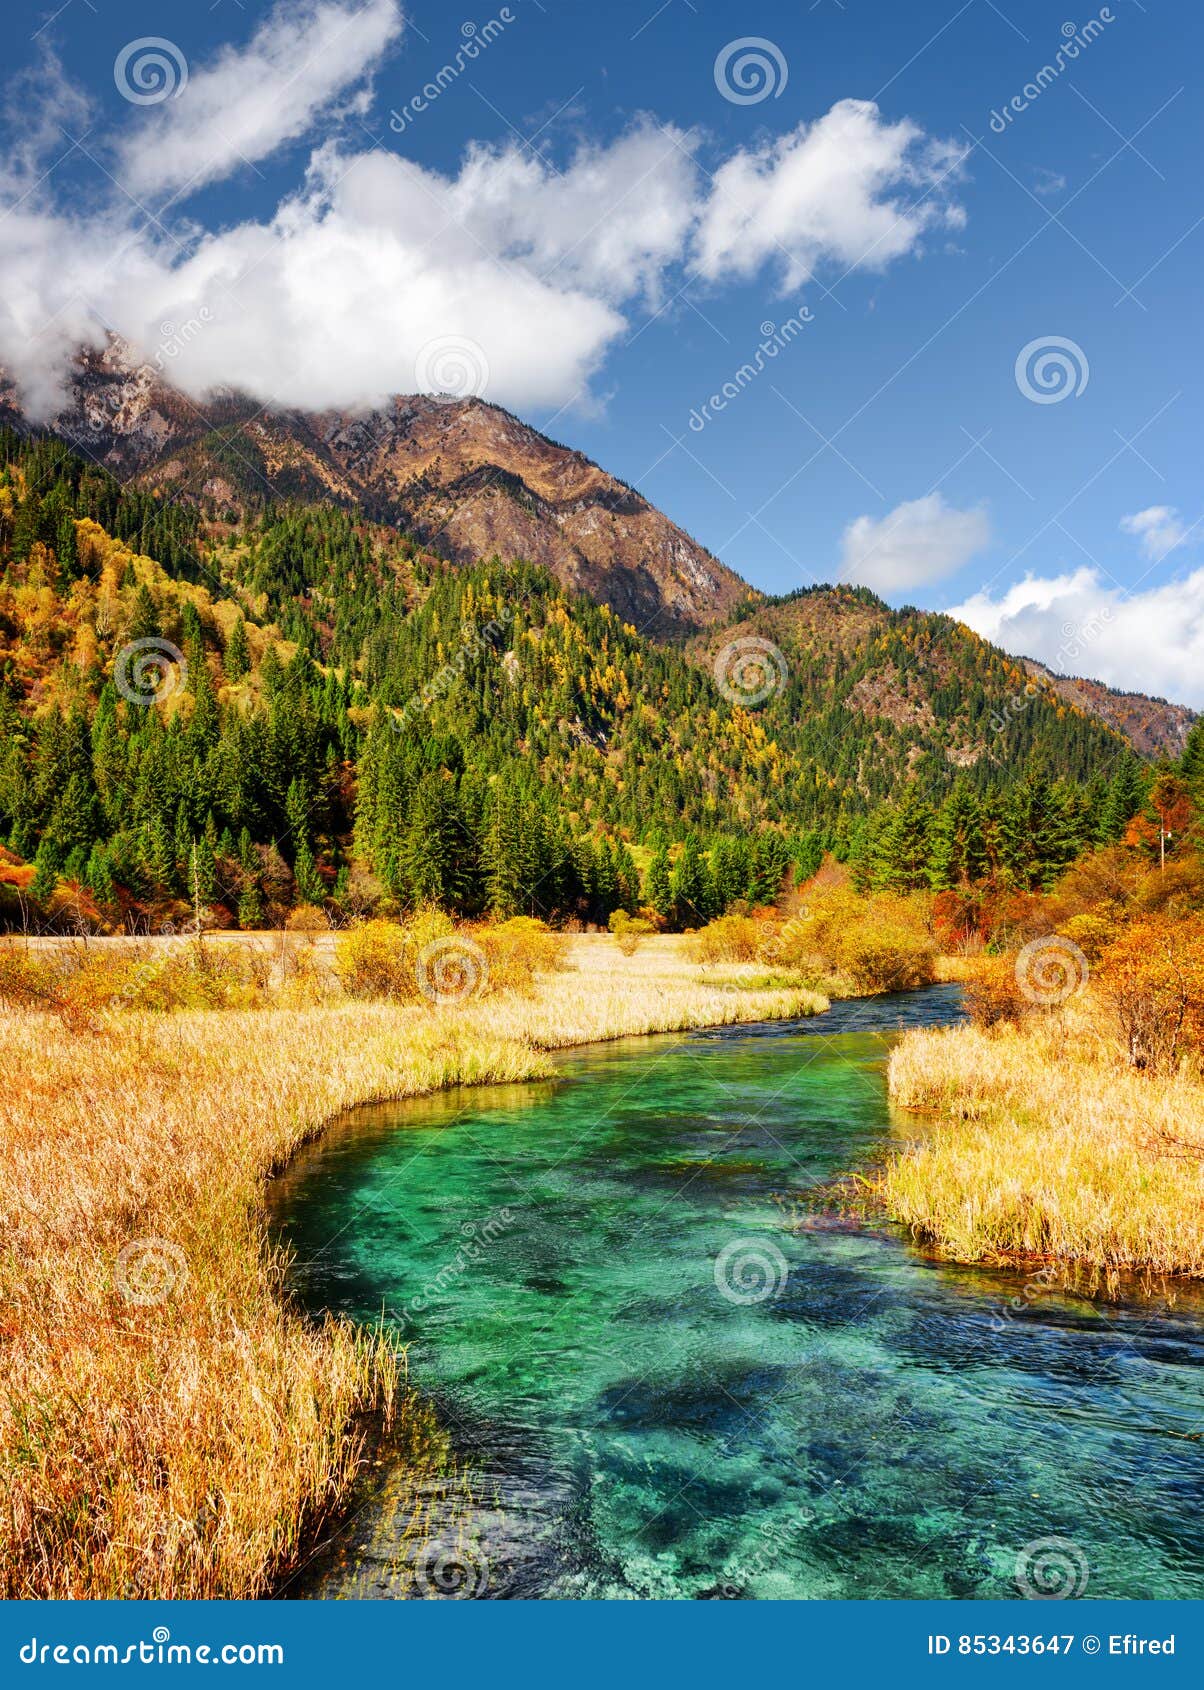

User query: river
[269,984,1204,1600]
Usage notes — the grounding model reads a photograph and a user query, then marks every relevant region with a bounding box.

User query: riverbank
[882,998,1204,1279]
[0,934,825,1599]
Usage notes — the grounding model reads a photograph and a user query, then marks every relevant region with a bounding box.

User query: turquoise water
[271,986,1204,1600]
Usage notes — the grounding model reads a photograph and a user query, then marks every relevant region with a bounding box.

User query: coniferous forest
[0,427,1178,934]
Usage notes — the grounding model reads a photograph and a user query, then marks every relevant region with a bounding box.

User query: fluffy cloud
[116,0,404,199]
[950,568,1204,708]
[695,98,966,288]
[839,494,989,592]
[1120,505,1191,563]
[0,11,965,418]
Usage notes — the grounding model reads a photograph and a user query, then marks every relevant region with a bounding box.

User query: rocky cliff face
[0,344,749,636]
[1020,660,1196,759]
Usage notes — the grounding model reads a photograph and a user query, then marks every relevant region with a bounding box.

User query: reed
[882,1002,1204,1276]
[0,934,824,1598]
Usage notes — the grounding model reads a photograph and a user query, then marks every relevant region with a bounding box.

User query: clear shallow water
[271,985,1204,1600]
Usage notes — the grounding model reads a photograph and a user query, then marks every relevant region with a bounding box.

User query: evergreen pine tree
[224,616,250,683]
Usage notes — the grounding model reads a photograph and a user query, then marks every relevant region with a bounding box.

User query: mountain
[1019,660,1194,760]
[685,586,1156,804]
[0,339,1191,761]
[0,342,750,637]
[0,424,1169,931]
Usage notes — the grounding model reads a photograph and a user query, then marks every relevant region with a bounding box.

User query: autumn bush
[333,918,427,1002]
[694,912,765,965]
[333,912,566,1004]
[0,942,274,1024]
[285,903,330,932]
[476,916,568,994]
[607,909,655,956]
[1095,914,1204,1074]
[777,887,936,994]
[963,954,1032,1030]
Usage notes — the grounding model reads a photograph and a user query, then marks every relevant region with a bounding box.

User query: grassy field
[0,932,825,1599]
[882,998,1204,1279]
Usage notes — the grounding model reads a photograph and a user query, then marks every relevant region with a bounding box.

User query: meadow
[0,929,825,1600]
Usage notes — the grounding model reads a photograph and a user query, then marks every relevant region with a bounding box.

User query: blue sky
[3,0,1202,702]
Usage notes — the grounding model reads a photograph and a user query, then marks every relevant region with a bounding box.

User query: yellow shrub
[285,904,329,932]
[477,916,567,995]
[694,913,764,964]
[779,888,935,994]
[333,920,416,1001]
[609,910,655,956]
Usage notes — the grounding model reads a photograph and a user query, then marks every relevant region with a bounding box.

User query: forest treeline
[0,428,1189,933]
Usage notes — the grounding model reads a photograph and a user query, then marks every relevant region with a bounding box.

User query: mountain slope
[686,586,1148,806]
[0,429,1163,930]
[1019,660,1194,759]
[1,343,750,637]
[0,340,1191,749]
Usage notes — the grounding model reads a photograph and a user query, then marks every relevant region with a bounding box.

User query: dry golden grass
[882,999,1204,1276]
[0,932,824,1599]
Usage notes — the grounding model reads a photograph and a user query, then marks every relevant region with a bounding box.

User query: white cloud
[1120,504,1191,563]
[445,123,701,305]
[116,0,404,199]
[0,15,965,419]
[2,46,92,190]
[695,98,966,288]
[1032,167,1066,197]
[839,493,989,592]
[951,567,1204,708]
